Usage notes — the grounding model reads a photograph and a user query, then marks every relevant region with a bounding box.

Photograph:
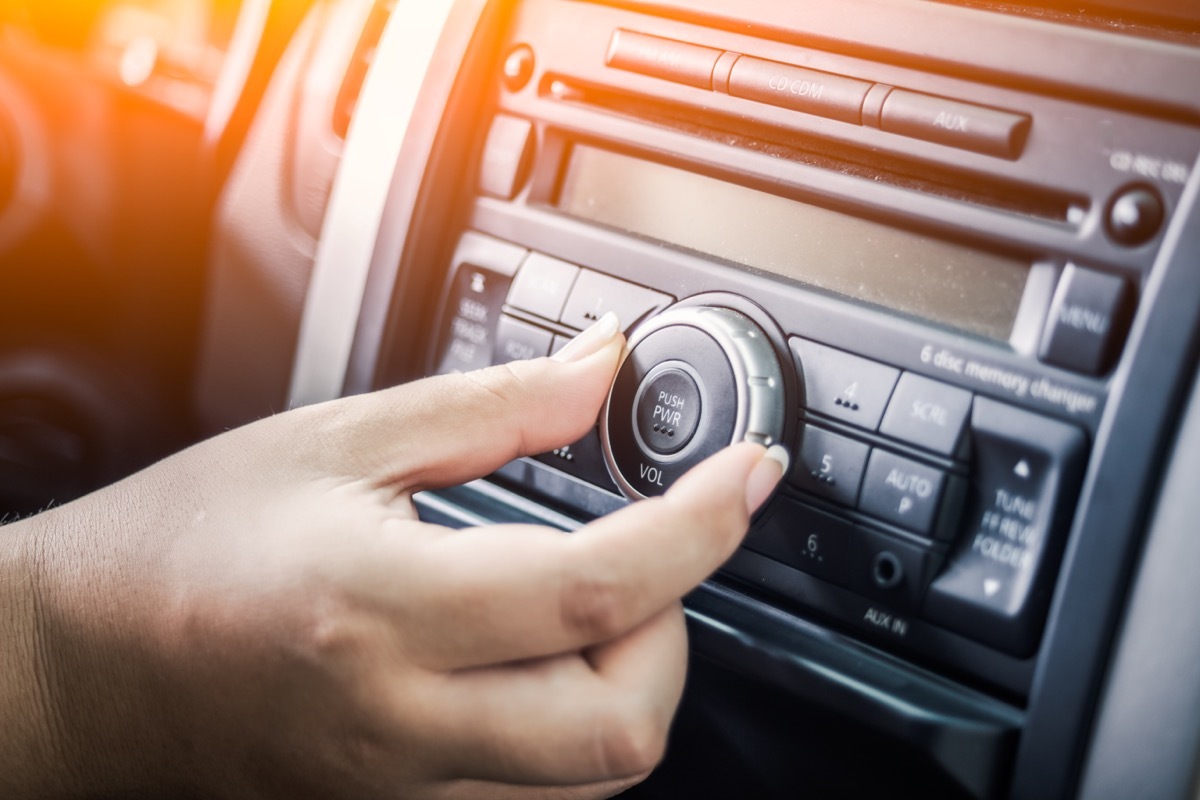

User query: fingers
[318,313,624,490]
[422,604,688,787]
[428,778,641,800]
[373,443,787,670]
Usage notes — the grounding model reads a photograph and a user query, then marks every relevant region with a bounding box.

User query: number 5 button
[792,424,871,506]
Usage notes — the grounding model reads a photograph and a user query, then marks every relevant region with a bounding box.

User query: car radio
[389,0,1200,696]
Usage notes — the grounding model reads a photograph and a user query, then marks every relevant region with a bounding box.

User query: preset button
[745,499,854,588]
[792,424,870,507]
[560,270,672,333]
[791,337,900,430]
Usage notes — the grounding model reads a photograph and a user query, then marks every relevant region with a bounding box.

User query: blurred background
[0,0,302,516]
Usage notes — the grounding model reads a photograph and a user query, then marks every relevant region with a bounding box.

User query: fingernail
[552,311,621,363]
[745,444,789,514]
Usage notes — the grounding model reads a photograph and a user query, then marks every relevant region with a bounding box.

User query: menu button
[1039,263,1132,376]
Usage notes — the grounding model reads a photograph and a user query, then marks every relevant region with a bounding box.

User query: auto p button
[634,364,703,456]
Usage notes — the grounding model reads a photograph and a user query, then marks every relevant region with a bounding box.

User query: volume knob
[600,305,786,499]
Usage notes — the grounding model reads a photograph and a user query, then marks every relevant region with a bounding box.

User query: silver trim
[288,0,460,408]
[601,306,786,500]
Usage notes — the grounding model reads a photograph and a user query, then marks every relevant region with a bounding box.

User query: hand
[0,313,787,799]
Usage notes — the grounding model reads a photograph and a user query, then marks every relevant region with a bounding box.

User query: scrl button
[880,373,973,457]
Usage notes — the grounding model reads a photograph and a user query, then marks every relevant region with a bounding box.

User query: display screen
[557,145,1030,341]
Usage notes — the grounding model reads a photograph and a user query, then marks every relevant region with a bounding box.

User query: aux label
[933,111,969,132]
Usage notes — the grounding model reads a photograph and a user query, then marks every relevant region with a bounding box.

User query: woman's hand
[0,314,786,799]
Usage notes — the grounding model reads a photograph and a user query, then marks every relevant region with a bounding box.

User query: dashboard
[3,0,1200,797]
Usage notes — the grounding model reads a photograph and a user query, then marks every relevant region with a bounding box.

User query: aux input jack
[872,551,905,590]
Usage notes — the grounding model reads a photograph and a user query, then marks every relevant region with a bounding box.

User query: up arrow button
[923,398,1086,656]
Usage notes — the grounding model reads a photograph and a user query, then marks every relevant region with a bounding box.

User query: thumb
[333,313,624,490]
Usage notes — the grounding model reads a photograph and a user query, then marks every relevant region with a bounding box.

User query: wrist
[0,514,75,797]
[0,482,192,800]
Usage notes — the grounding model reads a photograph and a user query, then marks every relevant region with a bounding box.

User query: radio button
[879,90,1031,159]
[560,270,672,333]
[436,266,512,375]
[880,373,973,458]
[745,499,854,589]
[534,427,619,494]
[790,338,899,430]
[923,398,1086,656]
[1038,263,1132,376]
[727,57,873,125]
[605,30,723,90]
[634,365,703,456]
[506,252,580,322]
[859,450,948,536]
[492,315,553,364]
[792,424,870,507]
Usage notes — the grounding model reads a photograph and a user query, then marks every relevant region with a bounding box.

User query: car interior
[1,0,1199,797]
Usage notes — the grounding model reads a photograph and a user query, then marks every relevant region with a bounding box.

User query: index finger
[377,442,787,670]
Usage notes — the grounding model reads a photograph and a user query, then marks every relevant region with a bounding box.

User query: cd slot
[541,74,1082,224]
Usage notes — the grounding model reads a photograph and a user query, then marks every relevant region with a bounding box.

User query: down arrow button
[923,397,1086,657]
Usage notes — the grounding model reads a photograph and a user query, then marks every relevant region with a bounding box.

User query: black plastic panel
[335,1,1200,797]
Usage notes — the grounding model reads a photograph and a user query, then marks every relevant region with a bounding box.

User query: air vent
[333,0,396,138]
